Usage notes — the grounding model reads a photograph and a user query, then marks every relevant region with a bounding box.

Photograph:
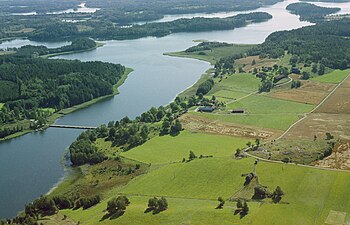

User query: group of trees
[106,196,130,216]
[196,78,215,96]
[69,131,107,166]
[291,80,301,89]
[3,194,101,225]
[146,197,168,214]
[252,185,285,203]
[236,199,249,217]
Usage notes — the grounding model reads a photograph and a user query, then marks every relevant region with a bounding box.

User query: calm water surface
[0,0,345,218]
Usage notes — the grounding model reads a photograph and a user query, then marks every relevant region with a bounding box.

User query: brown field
[284,113,350,140]
[284,76,350,140]
[269,80,335,105]
[180,113,281,140]
[235,56,278,72]
[313,141,350,170]
[314,77,350,114]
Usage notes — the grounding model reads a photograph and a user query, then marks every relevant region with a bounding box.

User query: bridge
[49,124,97,130]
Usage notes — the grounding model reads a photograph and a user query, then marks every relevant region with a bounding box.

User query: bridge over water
[49,124,97,130]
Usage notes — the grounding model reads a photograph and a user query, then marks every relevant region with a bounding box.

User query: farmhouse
[231,108,245,114]
[198,106,214,113]
[273,74,286,83]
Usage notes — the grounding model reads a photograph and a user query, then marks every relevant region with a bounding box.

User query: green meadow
[209,73,260,95]
[58,157,350,225]
[226,94,314,114]
[122,131,250,164]
[191,112,300,130]
[311,69,350,83]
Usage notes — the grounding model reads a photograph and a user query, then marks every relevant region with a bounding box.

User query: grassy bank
[0,67,133,142]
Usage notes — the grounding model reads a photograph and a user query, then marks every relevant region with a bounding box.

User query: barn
[231,108,245,114]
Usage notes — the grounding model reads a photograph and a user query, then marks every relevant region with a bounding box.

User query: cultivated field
[180,113,281,139]
[269,80,335,105]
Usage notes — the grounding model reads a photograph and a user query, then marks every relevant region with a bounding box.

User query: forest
[286,2,340,22]
[28,12,272,41]
[245,19,350,70]
[0,41,125,138]
[0,0,281,23]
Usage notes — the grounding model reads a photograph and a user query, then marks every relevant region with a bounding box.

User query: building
[198,106,214,113]
[231,108,245,114]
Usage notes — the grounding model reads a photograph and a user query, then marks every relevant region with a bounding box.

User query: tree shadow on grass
[234,209,248,219]
[144,207,165,215]
[100,211,125,221]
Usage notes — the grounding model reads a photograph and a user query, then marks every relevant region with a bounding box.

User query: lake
[0,0,343,218]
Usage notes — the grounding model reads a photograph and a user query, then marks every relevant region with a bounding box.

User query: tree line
[0,44,125,138]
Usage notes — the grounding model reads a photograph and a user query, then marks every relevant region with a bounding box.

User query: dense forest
[0,0,281,24]
[246,19,350,70]
[28,12,272,41]
[286,3,340,22]
[0,40,125,138]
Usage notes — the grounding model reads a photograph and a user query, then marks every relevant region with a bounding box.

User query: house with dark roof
[231,108,245,114]
[198,106,214,113]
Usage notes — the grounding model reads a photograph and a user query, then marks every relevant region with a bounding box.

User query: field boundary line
[276,73,350,141]
[244,73,350,173]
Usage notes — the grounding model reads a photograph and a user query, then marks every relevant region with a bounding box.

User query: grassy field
[190,112,300,131]
[311,69,350,84]
[164,44,255,65]
[226,94,314,114]
[122,131,250,165]
[0,103,3,109]
[209,73,260,95]
[56,157,350,225]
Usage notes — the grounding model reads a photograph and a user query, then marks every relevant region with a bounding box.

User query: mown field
[57,157,350,225]
[122,131,250,165]
[226,94,314,114]
[207,73,260,96]
[190,112,300,130]
[311,69,350,84]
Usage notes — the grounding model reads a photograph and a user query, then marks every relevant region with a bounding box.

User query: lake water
[11,2,100,16]
[0,39,69,49]
[0,0,345,218]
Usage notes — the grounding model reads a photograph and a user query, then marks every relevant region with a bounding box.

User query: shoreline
[164,50,214,99]
[0,67,134,142]
[40,41,105,58]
